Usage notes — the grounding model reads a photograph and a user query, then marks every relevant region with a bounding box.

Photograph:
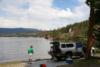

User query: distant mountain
[0,28,41,34]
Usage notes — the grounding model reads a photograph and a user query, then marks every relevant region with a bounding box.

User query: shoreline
[0,58,50,66]
[0,61,26,67]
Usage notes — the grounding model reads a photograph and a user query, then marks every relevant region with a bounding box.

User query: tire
[55,56,61,61]
[80,52,84,58]
[55,54,61,61]
[66,51,73,58]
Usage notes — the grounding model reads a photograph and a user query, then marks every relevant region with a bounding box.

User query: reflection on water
[0,37,51,63]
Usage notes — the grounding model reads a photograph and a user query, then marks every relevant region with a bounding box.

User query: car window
[61,44,74,48]
[66,44,73,47]
[61,44,66,48]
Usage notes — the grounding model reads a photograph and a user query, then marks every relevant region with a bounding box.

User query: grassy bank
[0,61,26,67]
[58,58,100,67]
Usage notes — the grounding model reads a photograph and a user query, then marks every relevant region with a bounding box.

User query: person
[91,47,95,56]
[49,46,54,59]
[28,45,34,63]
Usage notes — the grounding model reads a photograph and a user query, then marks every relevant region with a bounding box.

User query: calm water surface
[0,37,51,63]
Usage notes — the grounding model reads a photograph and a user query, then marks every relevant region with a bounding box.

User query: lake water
[0,37,51,63]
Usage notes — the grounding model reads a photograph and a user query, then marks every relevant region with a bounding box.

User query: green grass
[96,49,100,53]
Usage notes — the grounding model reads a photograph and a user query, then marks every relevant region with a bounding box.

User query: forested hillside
[42,21,89,44]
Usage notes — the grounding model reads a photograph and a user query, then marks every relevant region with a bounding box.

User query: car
[59,42,84,58]
[48,41,95,60]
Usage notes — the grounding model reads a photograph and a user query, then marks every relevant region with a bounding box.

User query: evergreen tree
[86,0,100,58]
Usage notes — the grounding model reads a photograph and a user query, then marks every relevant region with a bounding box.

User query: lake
[0,37,51,63]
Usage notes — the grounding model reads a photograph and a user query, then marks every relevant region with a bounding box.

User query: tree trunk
[86,6,95,59]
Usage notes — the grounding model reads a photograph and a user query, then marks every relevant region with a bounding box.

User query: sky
[0,0,90,30]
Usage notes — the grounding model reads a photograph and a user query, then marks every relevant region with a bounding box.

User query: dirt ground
[57,57,100,67]
[0,62,26,67]
[1,53,100,67]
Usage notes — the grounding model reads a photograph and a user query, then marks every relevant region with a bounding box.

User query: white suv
[60,42,84,57]
[49,41,95,60]
[60,43,77,54]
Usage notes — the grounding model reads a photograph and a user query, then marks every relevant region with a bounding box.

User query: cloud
[0,0,90,30]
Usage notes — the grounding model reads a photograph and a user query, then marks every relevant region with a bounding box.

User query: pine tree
[86,0,100,58]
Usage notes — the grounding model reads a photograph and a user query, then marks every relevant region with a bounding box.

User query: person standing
[28,45,34,63]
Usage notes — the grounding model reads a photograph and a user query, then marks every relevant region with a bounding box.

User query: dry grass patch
[0,62,26,67]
